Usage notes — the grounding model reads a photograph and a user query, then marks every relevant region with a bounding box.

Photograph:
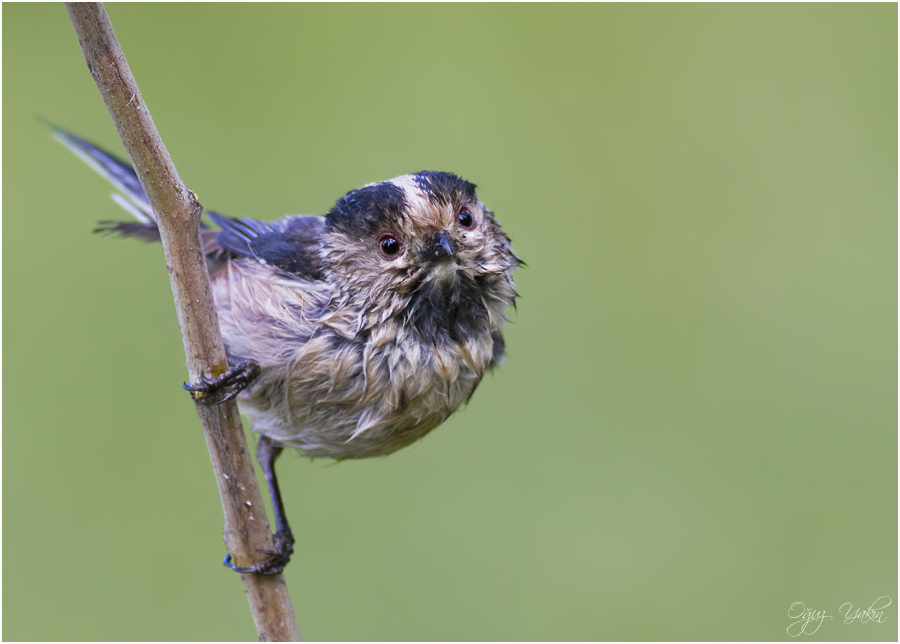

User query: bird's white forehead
[388,175,432,213]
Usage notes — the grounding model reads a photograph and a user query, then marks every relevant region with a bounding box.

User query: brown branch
[65,4,301,641]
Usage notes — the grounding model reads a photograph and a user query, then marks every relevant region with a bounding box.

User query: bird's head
[323,171,519,340]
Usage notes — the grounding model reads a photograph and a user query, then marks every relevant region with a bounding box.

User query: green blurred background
[3,3,896,641]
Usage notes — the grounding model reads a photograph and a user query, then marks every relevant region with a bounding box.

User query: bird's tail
[51,125,227,259]
[50,125,168,241]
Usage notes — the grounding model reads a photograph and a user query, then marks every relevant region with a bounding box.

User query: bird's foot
[223,528,294,575]
[183,359,260,405]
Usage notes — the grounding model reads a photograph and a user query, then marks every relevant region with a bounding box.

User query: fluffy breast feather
[211,258,506,460]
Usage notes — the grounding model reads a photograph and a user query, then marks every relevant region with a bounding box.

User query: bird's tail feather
[51,126,155,220]
[52,125,230,266]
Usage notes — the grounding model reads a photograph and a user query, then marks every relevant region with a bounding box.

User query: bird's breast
[364,319,494,420]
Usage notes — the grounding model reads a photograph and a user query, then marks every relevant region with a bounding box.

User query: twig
[65,4,301,641]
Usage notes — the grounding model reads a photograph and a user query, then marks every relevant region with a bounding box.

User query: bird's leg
[183,359,260,404]
[223,434,295,575]
[184,359,294,573]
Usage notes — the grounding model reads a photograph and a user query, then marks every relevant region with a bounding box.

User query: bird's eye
[378,233,403,258]
[457,205,476,229]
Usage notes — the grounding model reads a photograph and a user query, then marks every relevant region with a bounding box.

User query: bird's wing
[208,212,327,280]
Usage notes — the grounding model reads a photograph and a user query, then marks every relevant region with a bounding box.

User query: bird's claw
[223,530,295,575]
[183,359,260,405]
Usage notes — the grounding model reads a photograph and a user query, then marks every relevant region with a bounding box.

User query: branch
[65,4,300,641]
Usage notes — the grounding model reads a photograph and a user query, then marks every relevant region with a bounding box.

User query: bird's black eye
[457,205,475,229]
[378,233,403,258]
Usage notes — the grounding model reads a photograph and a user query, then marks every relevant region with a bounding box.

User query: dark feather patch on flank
[328,332,366,358]
[209,212,327,279]
[412,171,477,207]
[325,182,407,236]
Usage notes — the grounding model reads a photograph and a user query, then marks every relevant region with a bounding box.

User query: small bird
[54,127,521,573]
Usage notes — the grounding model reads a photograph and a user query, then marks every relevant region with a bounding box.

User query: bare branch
[65,4,301,640]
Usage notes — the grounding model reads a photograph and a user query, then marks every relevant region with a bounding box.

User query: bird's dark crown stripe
[325,182,408,235]
[412,171,477,206]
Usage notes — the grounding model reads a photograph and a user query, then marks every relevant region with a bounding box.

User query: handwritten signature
[787,597,891,637]
[839,596,891,624]
[787,603,832,636]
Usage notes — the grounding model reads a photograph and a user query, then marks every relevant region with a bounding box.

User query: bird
[53,126,521,573]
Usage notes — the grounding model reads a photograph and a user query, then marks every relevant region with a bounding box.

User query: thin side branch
[65,4,300,641]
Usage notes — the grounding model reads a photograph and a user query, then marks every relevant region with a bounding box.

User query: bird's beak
[425,232,454,262]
